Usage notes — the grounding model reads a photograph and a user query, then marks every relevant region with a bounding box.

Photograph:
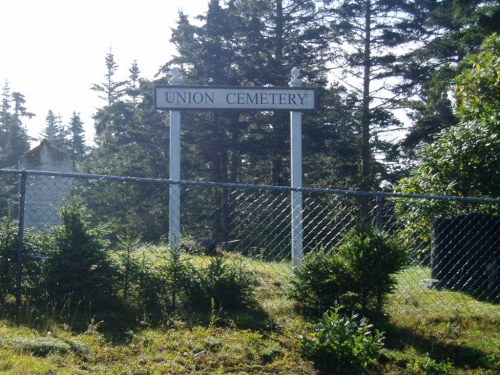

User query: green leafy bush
[394,34,500,257]
[300,306,384,371]
[407,353,455,374]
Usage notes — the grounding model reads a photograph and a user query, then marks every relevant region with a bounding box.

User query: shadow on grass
[2,304,275,351]
[378,319,499,372]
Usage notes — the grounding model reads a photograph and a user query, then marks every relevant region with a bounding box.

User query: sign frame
[160,66,307,264]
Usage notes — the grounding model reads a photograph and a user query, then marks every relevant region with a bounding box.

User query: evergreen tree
[91,49,128,148]
[170,0,241,184]
[126,60,141,105]
[40,110,70,152]
[167,0,349,245]
[43,201,117,312]
[68,112,87,164]
[85,58,169,241]
[0,81,31,168]
[303,84,360,189]
[400,0,500,152]
[169,0,331,185]
[324,0,422,192]
[12,92,35,128]
[235,0,330,186]
[91,48,127,106]
[89,54,167,178]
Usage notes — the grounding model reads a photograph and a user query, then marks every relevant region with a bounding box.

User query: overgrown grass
[1,246,499,374]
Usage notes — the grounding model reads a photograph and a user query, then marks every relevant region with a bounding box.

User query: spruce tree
[126,60,141,105]
[43,202,116,312]
[40,110,70,153]
[400,0,500,152]
[68,112,86,164]
[86,58,169,241]
[0,81,31,168]
[324,0,421,192]
[91,48,127,106]
[169,0,331,185]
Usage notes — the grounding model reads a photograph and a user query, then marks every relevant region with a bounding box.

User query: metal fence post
[169,67,182,253]
[290,68,303,265]
[16,171,27,312]
[376,195,384,229]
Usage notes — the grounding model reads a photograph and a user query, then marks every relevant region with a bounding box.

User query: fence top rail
[2,168,500,205]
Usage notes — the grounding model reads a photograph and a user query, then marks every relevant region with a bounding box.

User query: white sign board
[155,86,316,111]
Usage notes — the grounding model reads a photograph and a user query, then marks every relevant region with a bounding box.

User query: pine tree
[169,0,331,185]
[400,0,500,152]
[324,0,422,192]
[0,81,31,168]
[68,112,86,164]
[43,201,117,312]
[86,62,169,241]
[40,110,70,153]
[126,60,141,105]
[91,50,129,147]
[169,0,243,185]
[167,0,340,245]
[0,82,13,167]
[91,49,127,106]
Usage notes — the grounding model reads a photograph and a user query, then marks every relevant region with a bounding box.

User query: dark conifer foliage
[83,55,170,241]
[324,0,424,190]
[168,0,332,186]
[399,0,500,152]
[68,112,87,165]
[0,81,31,168]
[40,110,70,153]
[91,49,127,107]
[43,202,117,312]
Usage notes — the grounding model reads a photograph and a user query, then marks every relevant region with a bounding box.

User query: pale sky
[0,0,208,144]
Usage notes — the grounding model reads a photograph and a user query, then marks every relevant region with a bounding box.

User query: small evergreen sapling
[337,226,408,311]
[289,226,408,314]
[43,202,117,313]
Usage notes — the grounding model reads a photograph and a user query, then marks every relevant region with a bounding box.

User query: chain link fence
[1,169,499,316]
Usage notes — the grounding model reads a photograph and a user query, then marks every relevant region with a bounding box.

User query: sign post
[290,68,303,265]
[168,67,182,253]
[155,67,314,262]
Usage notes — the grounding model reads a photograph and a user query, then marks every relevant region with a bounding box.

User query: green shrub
[0,217,45,309]
[337,226,408,311]
[0,217,18,307]
[289,226,408,314]
[10,337,84,357]
[113,238,164,320]
[300,306,384,371]
[161,249,195,310]
[186,256,256,312]
[42,202,117,313]
[288,250,351,315]
[407,353,455,374]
